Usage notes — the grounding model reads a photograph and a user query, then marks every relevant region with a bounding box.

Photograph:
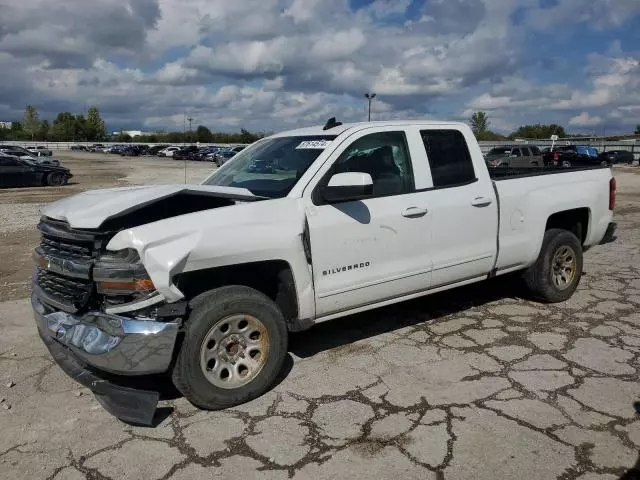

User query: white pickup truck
[32,119,617,424]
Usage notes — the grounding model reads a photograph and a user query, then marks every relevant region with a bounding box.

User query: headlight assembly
[94,249,155,295]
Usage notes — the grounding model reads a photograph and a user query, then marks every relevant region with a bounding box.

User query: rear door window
[419,130,476,188]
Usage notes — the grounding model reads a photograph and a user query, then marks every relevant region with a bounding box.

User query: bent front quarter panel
[494,168,613,273]
[107,198,315,320]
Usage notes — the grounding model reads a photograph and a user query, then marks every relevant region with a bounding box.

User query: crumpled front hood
[42,184,258,229]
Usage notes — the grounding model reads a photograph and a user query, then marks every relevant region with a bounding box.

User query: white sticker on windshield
[296,140,332,150]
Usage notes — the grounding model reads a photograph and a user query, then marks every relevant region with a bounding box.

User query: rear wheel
[523,229,583,303]
[172,286,288,410]
[46,172,67,186]
[562,160,572,168]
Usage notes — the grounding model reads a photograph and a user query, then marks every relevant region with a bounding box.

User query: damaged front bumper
[32,293,180,425]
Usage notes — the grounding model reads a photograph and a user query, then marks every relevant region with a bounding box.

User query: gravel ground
[0,158,639,480]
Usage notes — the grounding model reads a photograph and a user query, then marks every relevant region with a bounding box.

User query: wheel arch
[173,260,306,331]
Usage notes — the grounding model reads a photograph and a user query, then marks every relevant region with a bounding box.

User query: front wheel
[46,172,67,186]
[172,286,288,410]
[523,229,583,303]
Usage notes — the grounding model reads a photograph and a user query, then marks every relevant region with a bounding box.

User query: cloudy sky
[0,0,639,134]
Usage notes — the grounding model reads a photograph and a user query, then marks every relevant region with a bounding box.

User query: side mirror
[323,172,373,203]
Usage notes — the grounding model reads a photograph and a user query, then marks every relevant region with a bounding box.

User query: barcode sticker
[296,140,332,149]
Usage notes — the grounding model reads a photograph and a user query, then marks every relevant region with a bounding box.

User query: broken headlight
[94,248,155,295]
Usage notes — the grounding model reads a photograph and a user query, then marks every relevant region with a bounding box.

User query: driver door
[303,128,433,317]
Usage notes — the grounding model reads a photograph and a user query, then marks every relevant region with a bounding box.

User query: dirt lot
[0,156,639,479]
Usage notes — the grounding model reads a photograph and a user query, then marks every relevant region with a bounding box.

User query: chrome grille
[36,268,93,309]
[40,236,92,260]
[34,218,104,311]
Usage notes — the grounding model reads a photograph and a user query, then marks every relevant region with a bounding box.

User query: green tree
[166,131,184,143]
[114,132,132,143]
[74,115,88,140]
[23,105,40,140]
[37,120,50,141]
[635,125,640,135]
[51,113,77,141]
[195,125,213,143]
[9,121,29,140]
[475,130,505,141]
[509,124,566,139]
[470,111,489,135]
[86,106,106,141]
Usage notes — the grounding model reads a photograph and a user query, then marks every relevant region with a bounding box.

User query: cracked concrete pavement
[1,161,640,479]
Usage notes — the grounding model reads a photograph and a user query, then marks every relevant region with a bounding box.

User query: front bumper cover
[33,293,181,425]
[38,329,160,425]
[33,293,180,375]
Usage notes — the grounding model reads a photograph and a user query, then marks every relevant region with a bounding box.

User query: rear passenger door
[413,128,498,288]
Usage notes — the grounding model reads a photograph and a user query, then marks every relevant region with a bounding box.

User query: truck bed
[491,165,613,275]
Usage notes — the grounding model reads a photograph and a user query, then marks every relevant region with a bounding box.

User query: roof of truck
[270,120,468,138]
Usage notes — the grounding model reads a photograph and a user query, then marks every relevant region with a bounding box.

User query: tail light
[609,177,616,210]
[553,151,559,162]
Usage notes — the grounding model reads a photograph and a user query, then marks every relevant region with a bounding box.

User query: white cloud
[569,112,603,127]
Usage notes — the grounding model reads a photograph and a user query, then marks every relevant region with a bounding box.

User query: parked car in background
[89,144,105,152]
[27,146,53,157]
[0,154,72,187]
[104,145,125,154]
[542,145,606,168]
[70,145,88,151]
[145,145,169,156]
[120,145,146,157]
[173,146,200,160]
[0,146,60,166]
[158,146,181,157]
[204,147,224,162]
[485,146,543,168]
[212,147,244,166]
[599,150,635,165]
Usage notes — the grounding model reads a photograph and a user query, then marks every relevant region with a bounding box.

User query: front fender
[106,198,316,319]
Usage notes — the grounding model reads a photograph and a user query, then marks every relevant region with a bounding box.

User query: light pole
[364,92,376,122]
[187,116,194,143]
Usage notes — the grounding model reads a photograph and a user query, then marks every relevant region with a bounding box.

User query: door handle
[402,207,428,218]
[471,196,492,207]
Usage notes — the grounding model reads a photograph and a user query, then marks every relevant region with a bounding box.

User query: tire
[562,160,571,168]
[523,229,583,303]
[46,172,67,186]
[172,286,288,410]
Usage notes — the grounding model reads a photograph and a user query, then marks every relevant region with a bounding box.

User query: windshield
[203,135,337,198]
[488,147,512,155]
